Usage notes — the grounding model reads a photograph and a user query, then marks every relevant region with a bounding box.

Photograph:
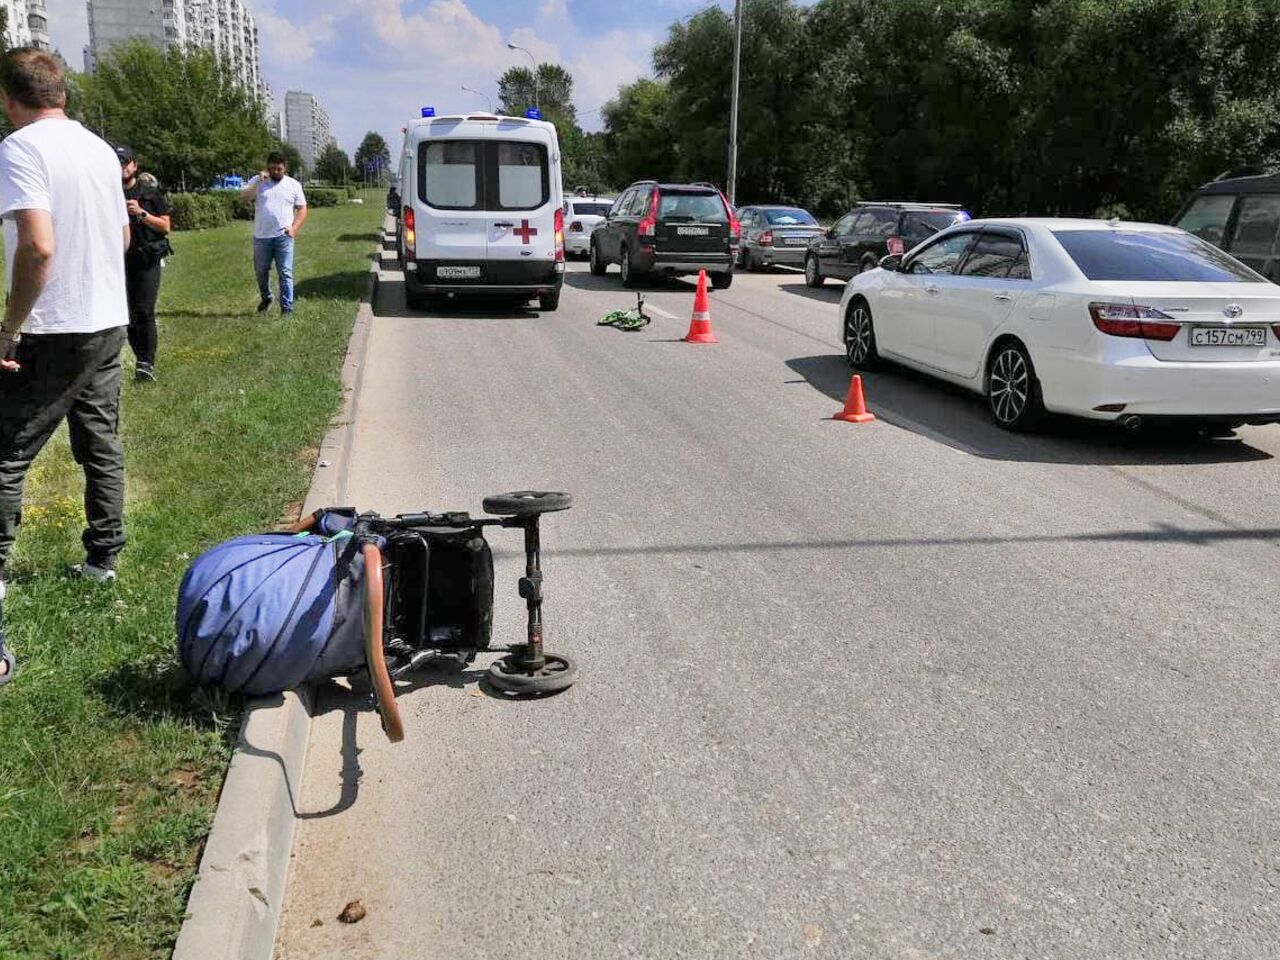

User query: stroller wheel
[486,652,578,695]
[482,491,572,517]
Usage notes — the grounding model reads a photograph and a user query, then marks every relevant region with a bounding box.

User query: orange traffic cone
[833,374,876,423]
[683,270,718,344]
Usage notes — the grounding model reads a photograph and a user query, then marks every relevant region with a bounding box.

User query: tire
[805,254,824,288]
[987,340,1045,432]
[487,652,578,695]
[843,298,880,370]
[711,271,733,290]
[539,290,560,311]
[621,246,641,288]
[742,248,757,272]
[588,239,607,276]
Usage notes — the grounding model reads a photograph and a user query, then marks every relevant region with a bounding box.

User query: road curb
[171,226,387,960]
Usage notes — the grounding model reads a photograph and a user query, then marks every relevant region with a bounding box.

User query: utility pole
[727,0,743,207]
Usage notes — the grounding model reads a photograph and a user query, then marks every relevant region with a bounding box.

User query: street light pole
[727,0,743,207]
[461,85,494,113]
[507,42,539,110]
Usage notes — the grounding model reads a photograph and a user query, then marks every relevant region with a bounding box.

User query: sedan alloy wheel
[988,343,1042,431]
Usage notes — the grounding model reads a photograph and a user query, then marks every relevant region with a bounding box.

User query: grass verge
[0,192,384,959]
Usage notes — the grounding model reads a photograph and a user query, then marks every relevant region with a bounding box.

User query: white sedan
[562,195,615,258]
[837,218,1280,431]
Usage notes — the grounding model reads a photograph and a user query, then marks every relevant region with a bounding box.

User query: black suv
[1173,169,1280,283]
[805,202,968,286]
[590,181,738,289]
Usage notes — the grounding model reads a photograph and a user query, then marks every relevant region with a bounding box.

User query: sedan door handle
[993,292,1013,302]
[493,221,514,228]
[924,285,940,295]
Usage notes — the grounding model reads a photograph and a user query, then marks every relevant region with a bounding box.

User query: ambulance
[396,108,565,310]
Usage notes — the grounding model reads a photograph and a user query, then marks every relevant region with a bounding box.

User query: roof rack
[861,200,962,208]
[1213,165,1275,181]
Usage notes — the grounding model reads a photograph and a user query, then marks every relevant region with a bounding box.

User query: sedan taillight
[1089,302,1180,342]
[759,230,773,246]
[1272,323,1280,341]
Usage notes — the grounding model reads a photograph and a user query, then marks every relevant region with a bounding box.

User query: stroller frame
[294,491,577,742]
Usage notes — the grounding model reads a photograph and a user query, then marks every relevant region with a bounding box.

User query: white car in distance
[562,195,615,258]
[838,218,1280,432]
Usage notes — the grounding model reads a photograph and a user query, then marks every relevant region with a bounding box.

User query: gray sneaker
[69,561,117,583]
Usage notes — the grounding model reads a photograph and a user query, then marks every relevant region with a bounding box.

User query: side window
[612,189,635,218]
[1226,195,1280,258]
[1176,194,1236,247]
[866,210,899,236]
[960,231,1031,280]
[831,212,858,237]
[907,232,976,275]
[494,141,549,210]
[846,212,873,235]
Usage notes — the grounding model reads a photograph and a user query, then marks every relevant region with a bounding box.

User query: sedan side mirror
[878,254,902,272]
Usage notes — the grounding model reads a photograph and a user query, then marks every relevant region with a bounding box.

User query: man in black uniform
[116,145,171,383]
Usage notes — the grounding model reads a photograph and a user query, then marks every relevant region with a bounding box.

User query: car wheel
[805,254,824,288]
[621,247,639,287]
[538,290,560,311]
[711,271,733,290]
[988,341,1044,432]
[589,239,607,276]
[843,298,880,370]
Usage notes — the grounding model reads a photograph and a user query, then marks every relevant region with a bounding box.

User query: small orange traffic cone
[833,374,876,423]
[683,270,718,344]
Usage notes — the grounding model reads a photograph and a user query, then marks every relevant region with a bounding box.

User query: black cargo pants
[0,326,127,572]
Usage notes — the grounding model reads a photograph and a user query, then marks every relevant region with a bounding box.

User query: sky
[43,0,734,156]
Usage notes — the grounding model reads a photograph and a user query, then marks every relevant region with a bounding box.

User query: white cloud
[539,0,569,19]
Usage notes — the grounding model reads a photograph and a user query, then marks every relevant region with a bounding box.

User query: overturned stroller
[177,491,578,742]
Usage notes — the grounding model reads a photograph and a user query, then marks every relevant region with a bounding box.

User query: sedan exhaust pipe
[1119,414,1144,432]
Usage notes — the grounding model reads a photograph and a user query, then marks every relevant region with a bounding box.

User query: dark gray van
[1174,170,1280,284]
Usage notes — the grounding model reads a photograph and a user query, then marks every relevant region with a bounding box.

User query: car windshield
[659,192,727,223]
[1053,229,1265,282]
[572,202,612,217]
[763,208,817,226]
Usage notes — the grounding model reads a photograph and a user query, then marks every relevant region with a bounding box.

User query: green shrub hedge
[306,188,343,208]
[169,193,231,231]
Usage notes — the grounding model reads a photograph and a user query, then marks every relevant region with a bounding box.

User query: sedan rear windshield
[572,202,612,217]
[1053,229,1264,282]
[763,208,817,226]
[658,192,728,223]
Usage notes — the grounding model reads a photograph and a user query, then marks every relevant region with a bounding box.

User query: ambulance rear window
[495,142,549,211]
[418,139,549,212]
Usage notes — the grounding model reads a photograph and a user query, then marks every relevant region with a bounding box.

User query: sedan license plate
[782,236,807,245]
[437,265,481,279]
[676,226,710,236]
[1189,325,1267,347]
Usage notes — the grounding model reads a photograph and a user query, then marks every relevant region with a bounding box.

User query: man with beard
[240,152,308,316]
[116,145,171,382]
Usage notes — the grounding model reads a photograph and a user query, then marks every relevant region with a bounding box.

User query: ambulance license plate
[437,265,481,279]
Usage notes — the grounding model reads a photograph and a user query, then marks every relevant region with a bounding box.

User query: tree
[274,140,304,179]
[498,63,576,129]
[601,79,677,188]
[314,142,351,184]
[77,39,274,190]
[353,131,391,185]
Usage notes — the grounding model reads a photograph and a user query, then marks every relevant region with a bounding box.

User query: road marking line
[646,303,679,320]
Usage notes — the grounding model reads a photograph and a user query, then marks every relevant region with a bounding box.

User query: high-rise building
[1,0,52,50]
[284,90,333,173]
[87,0,264,99]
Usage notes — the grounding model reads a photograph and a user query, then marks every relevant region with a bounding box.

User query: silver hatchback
[736,205,823,270]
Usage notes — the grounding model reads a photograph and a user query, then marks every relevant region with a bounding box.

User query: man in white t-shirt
[239,152,307,315]
[0,48,131,684]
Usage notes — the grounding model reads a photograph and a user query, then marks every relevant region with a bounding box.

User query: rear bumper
[406,259,564,296]
[564,233,592,255]
[1039,349,1280,420]
[635,249,735,275]
[750,245,807,266]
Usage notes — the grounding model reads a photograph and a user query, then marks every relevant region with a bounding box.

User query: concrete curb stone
[171,221,390,960]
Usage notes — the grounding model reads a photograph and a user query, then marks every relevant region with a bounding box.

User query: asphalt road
[275,233,1280,960]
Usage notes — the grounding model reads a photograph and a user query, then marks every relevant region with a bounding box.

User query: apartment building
[87,0,265,99]
[1,0,52,50]
[284,90,332,173]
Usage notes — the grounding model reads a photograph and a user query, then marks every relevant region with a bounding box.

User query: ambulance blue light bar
[525,107,541,120]
[421,107,436,118]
